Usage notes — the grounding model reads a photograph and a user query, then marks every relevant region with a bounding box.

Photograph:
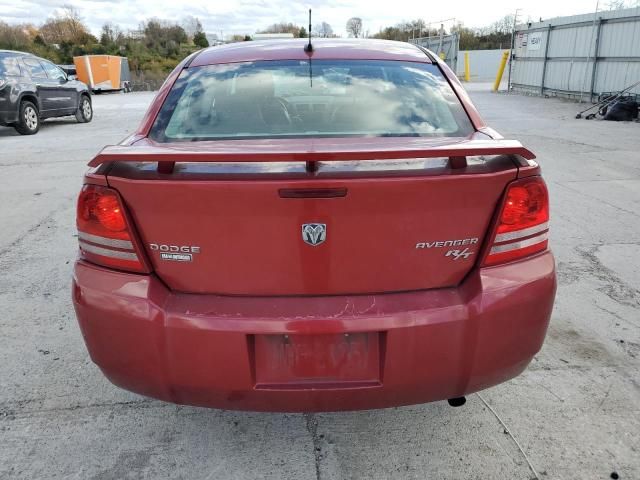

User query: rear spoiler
[89,139,535,173]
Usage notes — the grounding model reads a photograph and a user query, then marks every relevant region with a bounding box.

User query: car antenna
[304,9,313,52]
[303,9,313,88]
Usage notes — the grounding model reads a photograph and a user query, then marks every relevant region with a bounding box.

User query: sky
[0,0,610,39]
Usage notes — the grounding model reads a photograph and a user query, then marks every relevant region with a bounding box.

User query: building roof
[252,33,295,39]
[190,38,432,67]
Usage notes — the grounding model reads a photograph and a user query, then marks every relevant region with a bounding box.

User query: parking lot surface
[1,89,639,480]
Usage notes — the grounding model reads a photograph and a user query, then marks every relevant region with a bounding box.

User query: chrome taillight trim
[79,241,139,260]
[489,232,548,255]
[78,231,134,250]
[494,222,549,243]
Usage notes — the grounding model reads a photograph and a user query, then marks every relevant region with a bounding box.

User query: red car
[72,39,556,412]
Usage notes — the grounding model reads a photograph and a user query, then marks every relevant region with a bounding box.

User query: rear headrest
[188,84,217,123]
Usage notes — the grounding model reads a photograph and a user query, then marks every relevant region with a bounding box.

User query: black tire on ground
[75,95,93,123]
[14,100,40,135]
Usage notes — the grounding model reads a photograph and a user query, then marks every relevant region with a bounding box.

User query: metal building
[409,33,459,71]
[510,6,640,100]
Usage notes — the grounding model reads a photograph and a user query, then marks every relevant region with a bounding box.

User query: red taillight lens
[483,177,549,266]
[95,194,126,232]
[498,181,548,233]
[76,185,147,273]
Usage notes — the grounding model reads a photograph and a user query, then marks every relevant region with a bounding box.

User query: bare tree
[315,22,333,38]
[100,23,123,46]
[490,14,515,35]
[605,0,627,8]
[0,21,32,50]
[182,16,203,39]
[402,19,426,38]
[40,5,91,44]
[346,17,363,38]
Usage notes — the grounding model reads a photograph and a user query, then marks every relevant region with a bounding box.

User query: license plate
[253,332,381,388]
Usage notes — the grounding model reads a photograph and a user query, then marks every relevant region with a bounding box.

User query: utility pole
[506,8,521,93]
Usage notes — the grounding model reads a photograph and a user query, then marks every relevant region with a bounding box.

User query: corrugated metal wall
[457,49,505,81]
[511,7,640,99]
[409,33,459,71]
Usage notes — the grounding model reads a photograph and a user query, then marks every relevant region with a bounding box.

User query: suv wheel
[15,100,40,135]
[75,95,93,123]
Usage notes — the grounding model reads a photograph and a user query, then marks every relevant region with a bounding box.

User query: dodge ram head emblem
[302,223,327,246]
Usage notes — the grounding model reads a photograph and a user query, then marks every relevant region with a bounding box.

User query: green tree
[143,19,188,56]
[99,23,123,49]
[259,22,303,37]
[193,31,209,48]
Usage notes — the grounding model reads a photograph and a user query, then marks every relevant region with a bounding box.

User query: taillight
[483,177,549,266]
[76,184,147,273]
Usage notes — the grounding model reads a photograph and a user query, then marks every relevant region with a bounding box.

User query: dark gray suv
[0,50,93,135]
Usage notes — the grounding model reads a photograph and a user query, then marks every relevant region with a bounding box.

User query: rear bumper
[72,252,556,412]
[0,105,17,125]
[0,90,17,125]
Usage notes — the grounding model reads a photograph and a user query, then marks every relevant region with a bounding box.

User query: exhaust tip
[447,396,466,407]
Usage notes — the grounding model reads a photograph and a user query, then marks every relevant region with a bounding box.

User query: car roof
[190,38,433,68]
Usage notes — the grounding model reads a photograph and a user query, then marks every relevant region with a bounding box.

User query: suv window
[41,61,67,81]
[22,58,47,78]
[0,55,22,76]
[150,60,474,142]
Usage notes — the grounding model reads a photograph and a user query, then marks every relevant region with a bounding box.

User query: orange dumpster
[73,55,131,92]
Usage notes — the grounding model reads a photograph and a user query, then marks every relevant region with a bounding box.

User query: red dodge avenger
[72,39,556,411]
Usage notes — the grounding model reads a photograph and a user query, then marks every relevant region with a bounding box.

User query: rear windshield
[149,60,474,142]
[0,54,22,77]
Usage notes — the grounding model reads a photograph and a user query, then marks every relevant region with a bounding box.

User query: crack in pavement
[0,210,58,258]
[557,244,640,313]
[593,302,639,330]
[477,393,540,480]
[305,413,322,480]
[555,181,640,219]
[576,245,640,309]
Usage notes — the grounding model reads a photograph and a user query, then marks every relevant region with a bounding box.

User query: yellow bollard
[464,52,470,82]
[493,50,510,92]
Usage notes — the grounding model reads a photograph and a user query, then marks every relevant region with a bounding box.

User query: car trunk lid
[100,137,530,295]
